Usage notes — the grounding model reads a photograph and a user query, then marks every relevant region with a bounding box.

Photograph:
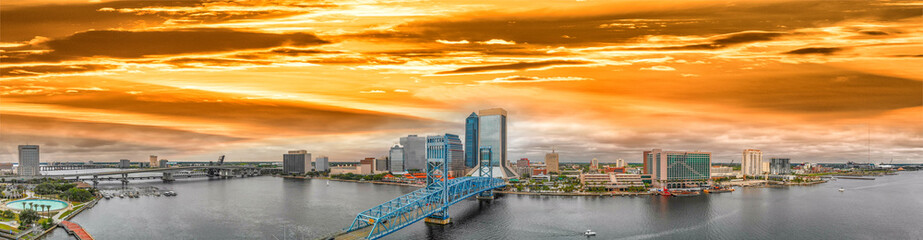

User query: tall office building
[476,108,518,178]
[516,158,530,168]
[426,134,465,177]
[283,150,311,174]
[359,158,374,175]
[400,135,426,171]
[545,148,559,173]
[389,145,404,172]
[17,145,40,176]
[315,156,329,172]
[375,157,389,172]
[770,157,791,175]
[119,159,131,168]
[742,149,763,176]
[149,155,158,168]
[644,149,711,188]
[590,158,599,171]
[159,159,169,168]
[465,112,479,168]
[616,158,627,168]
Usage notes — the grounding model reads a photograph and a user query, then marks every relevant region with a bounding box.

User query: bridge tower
[476,147,494,200]
[423,136,451,225]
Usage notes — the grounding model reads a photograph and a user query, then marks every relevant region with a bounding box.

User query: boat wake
[615,209,740,240]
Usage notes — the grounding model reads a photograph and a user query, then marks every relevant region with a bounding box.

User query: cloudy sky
[1,0,921,164]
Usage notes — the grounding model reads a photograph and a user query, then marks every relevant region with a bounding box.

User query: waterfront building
[475,108,518,178]
[315,156,329,172]
[426,134,465,177]
[770,158,791,175]
[400,135,426,171]
[742,149,763,177]
[283,150,311,174]
[710,166,737,178]
[330,166,359,175]
[590,158,599,172]
[762,162,771,174]
[616,158,627,168]
[580,173,611,188]
[149,155,158,168]
[545,148,559,173]
[375,157,389,172]
[17,145,40,176]
[644,149,711,188]
[465,112,479,168]
[359,158,374,175]
[389,145,404,172]
[159,159,169,168]
[119,159,131,168]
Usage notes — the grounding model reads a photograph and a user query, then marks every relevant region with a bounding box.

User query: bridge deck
[338,176,505,240]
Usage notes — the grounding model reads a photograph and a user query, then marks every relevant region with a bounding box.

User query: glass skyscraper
[389,145,405,172]
[477,108,518,178]
[464,112,478,168]
[426,134,465,177]
[18,145,40,176]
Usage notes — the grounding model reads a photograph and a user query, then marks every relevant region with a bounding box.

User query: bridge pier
[121,173,129,185]
[424,216,452,225]
[163,172,175,182]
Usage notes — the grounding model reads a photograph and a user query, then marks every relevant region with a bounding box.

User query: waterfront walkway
[59,221,94,240]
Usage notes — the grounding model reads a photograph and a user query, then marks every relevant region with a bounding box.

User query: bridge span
[332,147,505,240]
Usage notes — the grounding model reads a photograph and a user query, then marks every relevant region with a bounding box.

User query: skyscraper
[770,157,791,175]
[616,158,627,168]
[400,135,426,171]
[477,108,518,178]
[315,156,329,172]
[742,149,763,176]
[18,145,40,176]
[150,155,158,168]
[464,112,479,168]
[590,158,599,171]
[426,134,465,177]
[644,149,711,188]
[389,145,404,172]
[545,148,559,173]
[283,150,311,174]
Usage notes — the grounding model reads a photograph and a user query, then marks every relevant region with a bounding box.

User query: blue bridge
[334,147,503,240]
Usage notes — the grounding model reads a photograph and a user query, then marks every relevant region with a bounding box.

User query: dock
[59,221,94,240]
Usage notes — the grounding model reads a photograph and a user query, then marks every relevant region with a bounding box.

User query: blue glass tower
[464,112,478,168]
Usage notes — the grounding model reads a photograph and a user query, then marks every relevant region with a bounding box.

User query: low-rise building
[118,159,131,168]
[710,166,738,178]
[330,166,359,175]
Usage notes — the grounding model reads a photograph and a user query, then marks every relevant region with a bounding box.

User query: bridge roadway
[8,166,256,180]
[334,176,506,240]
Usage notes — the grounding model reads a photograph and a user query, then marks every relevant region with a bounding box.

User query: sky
[1,0,921,164]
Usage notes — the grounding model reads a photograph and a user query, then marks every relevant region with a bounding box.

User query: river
[43,171,923,239]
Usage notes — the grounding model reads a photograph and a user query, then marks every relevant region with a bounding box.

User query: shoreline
[280,175,425,187]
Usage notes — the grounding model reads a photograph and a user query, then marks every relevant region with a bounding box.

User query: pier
[59,221,94,240]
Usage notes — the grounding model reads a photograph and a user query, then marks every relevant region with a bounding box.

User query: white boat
[585,229,596,236]
[838,188,845,192]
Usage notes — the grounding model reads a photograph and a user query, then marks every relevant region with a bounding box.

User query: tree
[19,209,39,226]
[61,188,94,202]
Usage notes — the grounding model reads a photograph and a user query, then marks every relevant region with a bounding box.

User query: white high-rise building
[18,145,40,176]
[615,158,627,168]
[315,156,329,172]
[742,149,763,176]
[590,158,599,171]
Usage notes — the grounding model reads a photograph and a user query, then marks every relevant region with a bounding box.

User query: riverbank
[280,175,424,187]
[495,190,650,196]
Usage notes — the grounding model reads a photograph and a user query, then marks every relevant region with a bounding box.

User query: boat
[671,190,701,197]
[119,194,125,198]
[838,188,845,192]
[704,186,734,193]
[660,187,672,196]
[584,229,596,236]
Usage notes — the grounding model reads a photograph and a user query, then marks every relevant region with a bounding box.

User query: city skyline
[2,0,922,164]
